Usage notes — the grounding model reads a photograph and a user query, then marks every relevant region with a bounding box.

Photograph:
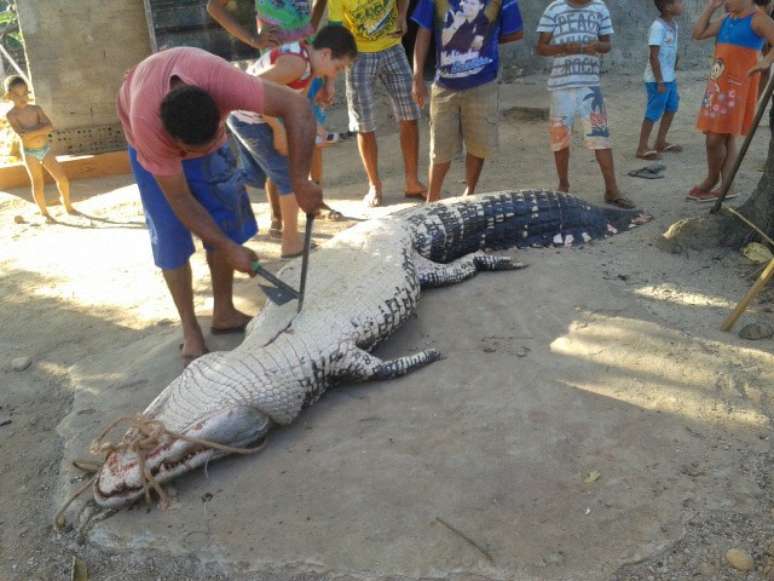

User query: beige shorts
[430,81,499,164]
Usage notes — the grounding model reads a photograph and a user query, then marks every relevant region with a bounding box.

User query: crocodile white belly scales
[90,191,649,508]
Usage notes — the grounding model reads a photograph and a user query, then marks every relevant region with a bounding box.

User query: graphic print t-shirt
[643,18,678,83]
[536,0,614,91]
[255,0,314,44]
[412,0,523,90]
[329,0,401,53]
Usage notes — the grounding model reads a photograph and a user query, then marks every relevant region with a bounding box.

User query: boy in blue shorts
[636,0,684,160]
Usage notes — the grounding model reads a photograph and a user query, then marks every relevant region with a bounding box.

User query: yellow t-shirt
[328,0,401,53]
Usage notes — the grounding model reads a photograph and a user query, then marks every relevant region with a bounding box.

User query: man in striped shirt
[536,0,635,209]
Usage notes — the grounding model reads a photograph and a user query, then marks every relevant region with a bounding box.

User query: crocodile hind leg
[415,251,526,289]
[341,345,442,381]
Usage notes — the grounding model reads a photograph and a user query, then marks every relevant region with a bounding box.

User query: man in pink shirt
[118,47,321,363]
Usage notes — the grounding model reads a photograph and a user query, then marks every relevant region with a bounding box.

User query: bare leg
[697,132,726,192]
[399,120,425,195]
[41,152,74,213]
[654,111,677,152]
[206,249,252,331]
[266,179,282,235]
[636,119,659,159]
[595,148,622,200]
[23,156,52,221]
[162,262,207,360]
[278,193,303,257]
[463,154,485,196]
[554,148,570,193]
[720,134,737,191]
[427,161,451,203]
[357,131,382,207]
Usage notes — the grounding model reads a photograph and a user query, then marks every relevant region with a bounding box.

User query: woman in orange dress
[690,0,774,203]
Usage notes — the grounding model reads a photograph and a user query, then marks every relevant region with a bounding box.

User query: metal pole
[711,64,774,214]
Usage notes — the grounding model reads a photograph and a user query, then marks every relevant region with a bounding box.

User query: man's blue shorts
[129,145,258,270]
[228,115,294,195]
[644,81,680,123]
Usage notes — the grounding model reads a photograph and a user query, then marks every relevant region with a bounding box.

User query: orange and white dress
[697,12,765,136]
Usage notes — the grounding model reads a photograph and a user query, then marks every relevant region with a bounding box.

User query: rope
[54,414,267,530]
[721,206,774,249]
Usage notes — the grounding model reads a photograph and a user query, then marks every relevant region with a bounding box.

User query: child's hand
[657,82,667,93]
[581,42,600,55]
[412,76,428,108]
[748,60,771,77]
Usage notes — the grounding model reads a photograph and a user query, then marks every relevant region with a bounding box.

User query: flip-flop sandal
[268,226,282,239]
[710,190,738,200]
[659,143,683,153]
[210,322,250,335]
[636,150,661,161]
[281,241,319,259]
[605,197,637,209]
[686,186,719,203]
[627,166,665,180]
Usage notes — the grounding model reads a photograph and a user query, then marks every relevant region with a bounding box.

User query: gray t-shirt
[536,0,614,91]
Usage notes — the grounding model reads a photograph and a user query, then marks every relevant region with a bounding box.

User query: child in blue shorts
[636,0,684,160]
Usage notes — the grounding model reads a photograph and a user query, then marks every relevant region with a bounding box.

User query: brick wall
[15,0,151,152]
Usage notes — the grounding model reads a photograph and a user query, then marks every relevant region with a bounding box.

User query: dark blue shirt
[411,0,523,90]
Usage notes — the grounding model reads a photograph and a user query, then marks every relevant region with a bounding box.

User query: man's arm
[207,0,277,49]
[155,172,257,273]
[749,12,774,75]
[260,82,322,212]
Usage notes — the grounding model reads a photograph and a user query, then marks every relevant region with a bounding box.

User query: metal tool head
[252,261,301,306]
[258,283,297,306]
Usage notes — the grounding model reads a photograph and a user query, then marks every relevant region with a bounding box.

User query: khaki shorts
[430,81,499,164]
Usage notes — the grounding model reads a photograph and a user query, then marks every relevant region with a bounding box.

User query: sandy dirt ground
[0,72,773,580]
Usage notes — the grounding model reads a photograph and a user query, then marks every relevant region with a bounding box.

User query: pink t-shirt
[117,47,266,176]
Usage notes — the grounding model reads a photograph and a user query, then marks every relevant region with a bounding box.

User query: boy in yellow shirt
[328,0,426,206]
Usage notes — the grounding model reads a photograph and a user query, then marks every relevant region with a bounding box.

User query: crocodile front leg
[340,345,442,381]
[415,251,526,289]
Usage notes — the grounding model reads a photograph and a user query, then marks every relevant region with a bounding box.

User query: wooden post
[721,258,774,331]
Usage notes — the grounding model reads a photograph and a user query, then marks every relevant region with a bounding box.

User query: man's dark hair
[754,0,771,6]
[3,75,26,94]
[654,0,676,14]
[160,85,220,146]
[312,25,358,60]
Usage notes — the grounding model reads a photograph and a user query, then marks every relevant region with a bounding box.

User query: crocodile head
[93,406,272,508]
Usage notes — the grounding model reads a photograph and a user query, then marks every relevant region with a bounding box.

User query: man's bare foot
[211,308,252,335]
[363,186,383,208]
[404,180,427,200]
[42,213,55,224]
[64,205,78,215]
[557,183,570,193]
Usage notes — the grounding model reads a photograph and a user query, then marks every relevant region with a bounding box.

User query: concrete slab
[56,241,771,580]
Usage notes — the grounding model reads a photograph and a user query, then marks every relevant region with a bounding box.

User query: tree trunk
[659,103,774,253]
